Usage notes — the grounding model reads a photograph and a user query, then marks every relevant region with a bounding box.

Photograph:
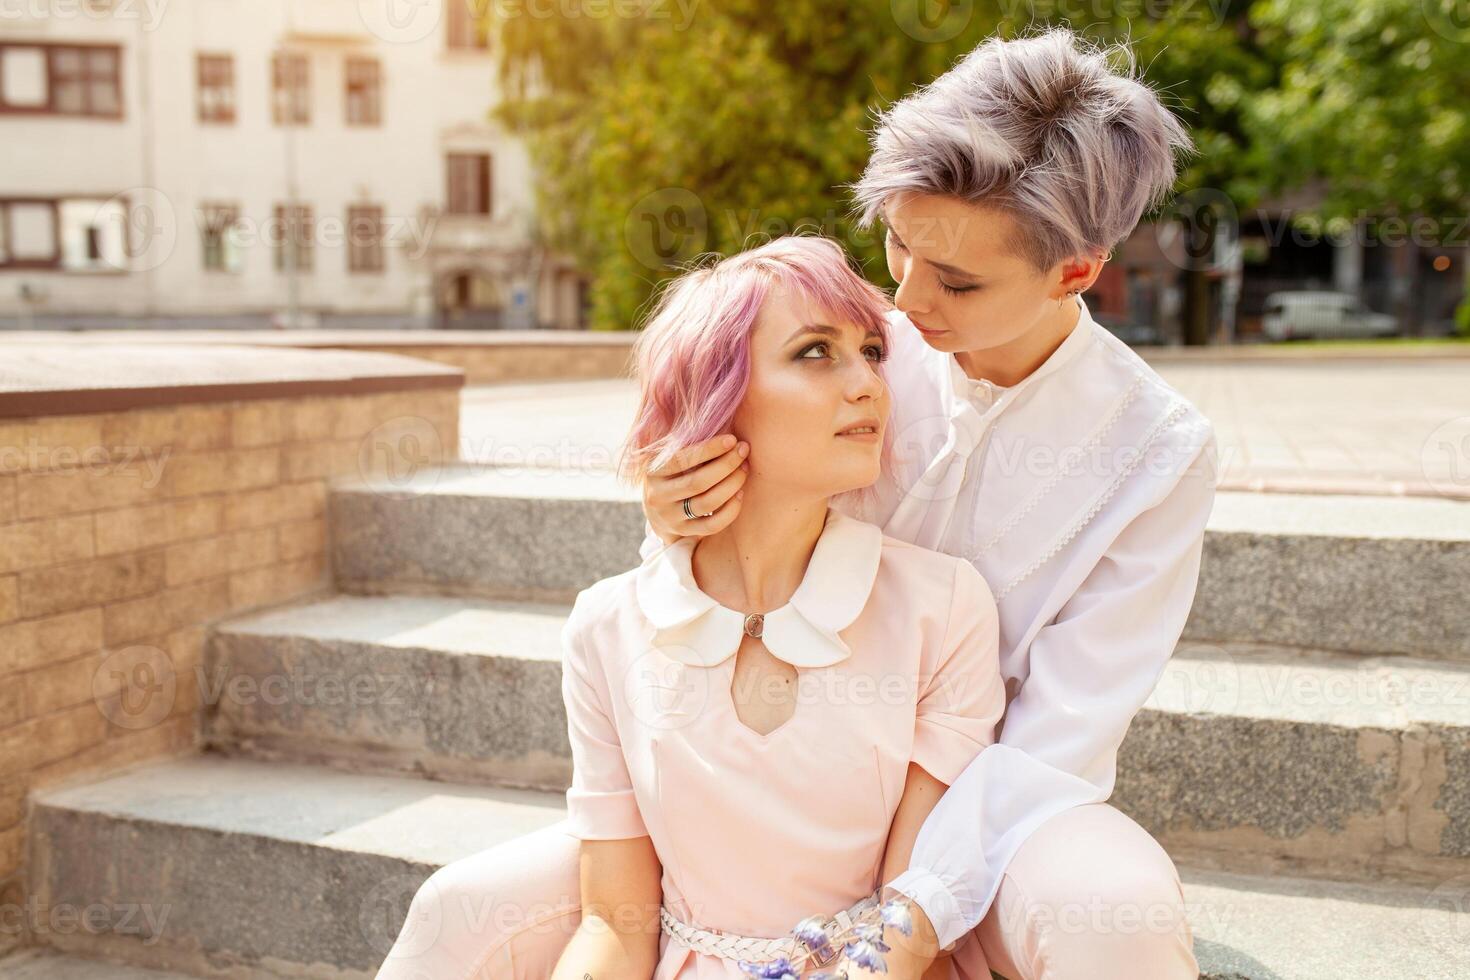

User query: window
[344,57,380,126]
[197,54,235,124]
[347,205,384,273]
[0,201,59,267]
[273,203,313,272]
[446,0,489,50]
[200,203,242,272]
[0,198,127,270]
[446,153,492,216]
[271,52,309,125]
[59,199,126,271]
[0,43,122,117]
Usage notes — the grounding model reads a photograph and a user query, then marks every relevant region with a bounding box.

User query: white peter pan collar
[633,507,884,669]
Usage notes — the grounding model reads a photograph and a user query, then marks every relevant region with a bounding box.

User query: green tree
[493,2,1274,331]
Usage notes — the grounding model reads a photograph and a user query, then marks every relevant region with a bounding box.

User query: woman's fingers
[653,438,749,505]
[642,434,749,541]
[648,433,738,483]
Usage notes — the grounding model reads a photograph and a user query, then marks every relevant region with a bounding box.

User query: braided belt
[659,887,882,967]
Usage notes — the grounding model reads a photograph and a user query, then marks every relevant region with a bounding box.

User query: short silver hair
[850,27,1194,270]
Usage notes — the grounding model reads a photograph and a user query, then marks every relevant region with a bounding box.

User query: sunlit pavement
[460,359,1470,500]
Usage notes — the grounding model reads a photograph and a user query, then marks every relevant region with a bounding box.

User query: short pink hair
[619,235,896,501]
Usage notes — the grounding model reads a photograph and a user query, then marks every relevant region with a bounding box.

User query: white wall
[0,0,559,327]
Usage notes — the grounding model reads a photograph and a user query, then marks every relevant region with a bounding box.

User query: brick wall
[0,387,459,952]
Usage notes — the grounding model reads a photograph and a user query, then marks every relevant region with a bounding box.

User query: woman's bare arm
[869,762,949,977]
[551,835,663,980]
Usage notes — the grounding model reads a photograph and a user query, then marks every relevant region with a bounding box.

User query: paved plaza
[460,358,1470,500]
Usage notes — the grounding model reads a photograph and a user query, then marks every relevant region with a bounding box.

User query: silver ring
[682,497,696,520]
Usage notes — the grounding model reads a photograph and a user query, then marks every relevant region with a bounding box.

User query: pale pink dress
[559,506,1006,979]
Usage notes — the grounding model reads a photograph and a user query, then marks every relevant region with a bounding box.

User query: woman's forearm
[550,912,659,980]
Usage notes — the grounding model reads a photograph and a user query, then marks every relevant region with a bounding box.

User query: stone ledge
[0,345,464,420]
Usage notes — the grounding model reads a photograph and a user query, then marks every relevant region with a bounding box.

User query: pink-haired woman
[377,25,1211,980]
[548,234,1009,980]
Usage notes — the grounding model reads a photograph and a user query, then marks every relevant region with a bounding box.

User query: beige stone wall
[0,388,459,949]
[359,341,634,384]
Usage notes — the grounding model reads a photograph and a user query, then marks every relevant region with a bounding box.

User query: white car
[1261,291,1397,341]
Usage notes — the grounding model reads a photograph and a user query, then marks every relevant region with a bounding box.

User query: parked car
[1261,291,1397,341]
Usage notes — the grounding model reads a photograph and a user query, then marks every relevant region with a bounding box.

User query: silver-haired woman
[377,26,1214,980]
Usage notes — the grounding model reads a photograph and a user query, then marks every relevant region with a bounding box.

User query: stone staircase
[8,464,1470,980]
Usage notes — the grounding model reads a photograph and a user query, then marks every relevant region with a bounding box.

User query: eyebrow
[884,223,983,281]
[786,323,884,345]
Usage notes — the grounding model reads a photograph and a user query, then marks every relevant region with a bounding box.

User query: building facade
[0,0,586,329]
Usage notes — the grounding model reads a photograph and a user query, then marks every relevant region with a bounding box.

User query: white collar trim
[633,507,884,669]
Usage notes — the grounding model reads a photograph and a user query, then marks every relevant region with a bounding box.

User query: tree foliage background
[491,0,1469,332]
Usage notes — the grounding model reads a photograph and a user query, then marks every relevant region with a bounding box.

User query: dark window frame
[446,153,492,216]
[196,53,235,124]
[0,198,62,269]
[446,0,490,50]
[199,202,241,272]
[273,202,314,273]
[271,51,310,126]
[0,42,124,119]
[347,204,386,274]
[344,56,381,127]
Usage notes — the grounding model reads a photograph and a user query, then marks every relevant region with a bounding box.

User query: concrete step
[329,467,1470,661]
[203,593,572,789]
[1180,866,1469,979]
[0,949,229,980]
[28,755,566,980]
[1186,491,1470,661]
[201,592,1470,879]
[1118,640,1470,883]
[26,755,1470,980]
[328,465,643,601]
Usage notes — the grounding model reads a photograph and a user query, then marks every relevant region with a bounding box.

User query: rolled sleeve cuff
[885,866,968,953]
[565,787,649,840]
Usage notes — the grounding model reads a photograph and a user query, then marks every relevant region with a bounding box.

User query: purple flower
[793,914,837,962]
[852,921,890,952]
[843,938,890,973]
[880,898,914,937]
[737,955,800,979]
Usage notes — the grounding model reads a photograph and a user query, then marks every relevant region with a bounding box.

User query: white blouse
[639,295,1219,952]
